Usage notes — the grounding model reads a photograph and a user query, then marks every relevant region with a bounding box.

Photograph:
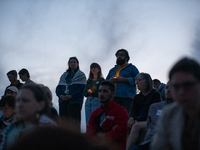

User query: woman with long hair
[84,63,105,126]
[56,57,86,131]
[0,84,56,150]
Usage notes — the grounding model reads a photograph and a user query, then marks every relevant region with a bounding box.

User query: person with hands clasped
[56,57,86,131]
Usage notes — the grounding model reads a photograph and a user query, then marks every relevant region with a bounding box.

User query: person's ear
[37,101,45,112]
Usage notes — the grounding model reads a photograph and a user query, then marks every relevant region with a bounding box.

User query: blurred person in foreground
[8,126,109,150]
[0,84,56,150]
[87,81,129,150]
[151,57,200,150]
[128,80,174,150]
[38,84,59,124]
[0,95,16,141]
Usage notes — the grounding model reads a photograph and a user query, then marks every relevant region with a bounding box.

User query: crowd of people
[0,49,200,150]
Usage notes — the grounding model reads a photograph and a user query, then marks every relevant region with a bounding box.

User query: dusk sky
[1,0,200,131]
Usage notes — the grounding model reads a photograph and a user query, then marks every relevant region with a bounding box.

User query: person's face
[171,71,200,111]
[135,76,146,92]
[116,51,127,65]
[16,89,45,122]
[1,104,15,118]
[69,59,78,71]
[91,67,100,75]
[5,90,17,97]
[7,74,17,84]
[165,81,173,103]
[98,85,114,104]
[19,74,27,82]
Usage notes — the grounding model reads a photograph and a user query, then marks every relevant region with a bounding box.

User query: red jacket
[86,100,128,150]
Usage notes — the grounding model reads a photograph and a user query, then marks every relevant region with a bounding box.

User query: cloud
[1,0,200,131]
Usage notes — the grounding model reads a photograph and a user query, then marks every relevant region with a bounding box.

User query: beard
[99,95,112,104]
[116,58,126,65]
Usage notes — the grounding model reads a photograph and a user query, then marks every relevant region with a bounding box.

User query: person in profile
[106,49,139,113]
[18,68,34,84]
[87,81,128,150]
[153,79,166,101]
[4,70,23,95]
[151,57,200,150]
[127,80,174,150]
[84,63,105,126]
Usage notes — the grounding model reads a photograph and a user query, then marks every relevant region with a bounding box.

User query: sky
[0,0,200,131]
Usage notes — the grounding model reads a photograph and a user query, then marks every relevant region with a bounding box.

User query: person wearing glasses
[106,49,139,113]
[151,57,200,150]
[126,73,161,150]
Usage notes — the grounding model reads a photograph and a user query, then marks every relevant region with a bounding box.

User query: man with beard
[86,81,129,150]
[106,49,139,113]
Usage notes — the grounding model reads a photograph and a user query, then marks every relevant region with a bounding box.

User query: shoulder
[161,102,180,118]
[39,114,57,127]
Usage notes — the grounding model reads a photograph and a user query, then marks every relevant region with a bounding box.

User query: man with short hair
[18,68,34,84]
[87,81,129,150]
[106,49,139,113]
[153,79,166,101]
[4,70,23,95]
[151,57,200,150]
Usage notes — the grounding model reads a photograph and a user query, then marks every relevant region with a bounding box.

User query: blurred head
[115,49,130,65]
[9,126,109,150]
[135,73,152,93]
[0,95,15,118]
[7,70,17,84]
[98,81,115,105]
[169,57,200,112]
[153,79,161,90]
[5,86,18,97]
[18,68,30,81]
[165,81,174,104]
[15,84,49,123]
[38,84,53,107]
[67,57,79,72]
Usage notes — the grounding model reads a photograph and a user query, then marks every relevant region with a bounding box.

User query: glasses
[172,81,199,91]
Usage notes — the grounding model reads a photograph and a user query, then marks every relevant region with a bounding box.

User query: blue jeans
[85,97,101,126]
